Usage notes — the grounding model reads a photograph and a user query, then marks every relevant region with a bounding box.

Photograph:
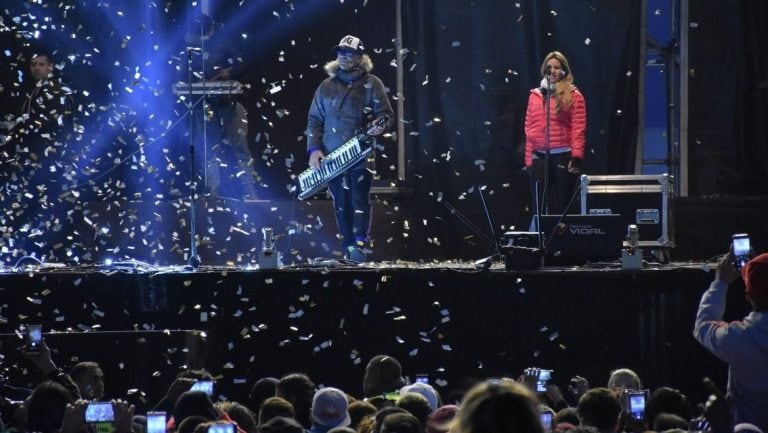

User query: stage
[0,260,745,410]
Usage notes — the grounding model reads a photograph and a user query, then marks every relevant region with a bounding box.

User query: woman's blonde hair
[539,51,575,112]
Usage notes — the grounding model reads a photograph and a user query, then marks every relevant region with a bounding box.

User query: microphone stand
[185,46,200,269]
[184,20,208,270]
[535,73,554,267]
[543,73,553,215]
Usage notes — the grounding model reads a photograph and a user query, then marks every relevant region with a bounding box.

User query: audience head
[70,361,105,400]
[372,407,409,433]
[455,379,543,433]
[577,388,622,433]
[310,387,351,429]
[379,412,422,433]
[24,381,73,433]
[554,407,579,427]
[259,416,305,433]
[174,390,219,426]
[645,387,693,429]
[395,392,431,429]
[743,253,768,311]
[399,382,440,412]
[178,416,211,433]
[248,377,279,413]
[426,405,459,433]
[347,399,377,430]
[363,355,406,398]
[606,369,641,392]
[217,401,257,433]
[258,397,296,426]
[276,373,315,428]
[652,413,689,432]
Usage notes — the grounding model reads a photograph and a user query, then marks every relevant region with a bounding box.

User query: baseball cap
[400,383,439,411]
[333,35,365,54]
[311,387,351,428]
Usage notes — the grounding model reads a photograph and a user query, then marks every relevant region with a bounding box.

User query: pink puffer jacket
[524,87,586,167]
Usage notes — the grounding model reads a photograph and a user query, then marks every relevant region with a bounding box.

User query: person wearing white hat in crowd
[309,387,351,433]
[399,382,440,412]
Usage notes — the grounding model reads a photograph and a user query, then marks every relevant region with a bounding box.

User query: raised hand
[568,375,589,400]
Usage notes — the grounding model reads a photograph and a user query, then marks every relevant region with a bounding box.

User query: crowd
[1,253,766,433]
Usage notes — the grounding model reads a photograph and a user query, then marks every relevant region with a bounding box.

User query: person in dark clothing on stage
[524,51,586,215]
[305,35,393,262]
[184,14,260,201]
[0,50,76,262]
[3,51,74,158]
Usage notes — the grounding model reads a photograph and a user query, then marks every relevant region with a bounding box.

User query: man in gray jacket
[305,35,393,262]
[693,250,768,431]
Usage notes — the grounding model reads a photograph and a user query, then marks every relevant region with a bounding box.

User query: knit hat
[311,387,351,428]
[400,383,439,412]
[333,35,365,54]
[743,253,768,310]
[426,405,459,433]
[363,355,407,397]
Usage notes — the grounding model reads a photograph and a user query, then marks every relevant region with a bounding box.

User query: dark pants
[530,151,578,215]
[194,101,258,197]
[327,163,372,248]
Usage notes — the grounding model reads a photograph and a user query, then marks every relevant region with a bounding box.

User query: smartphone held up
[732,233,752,270]
[190,380,214,396]
[536,370,553,392]
[85,402,114,423]
[25,325,43,354]
[147,412,167,433]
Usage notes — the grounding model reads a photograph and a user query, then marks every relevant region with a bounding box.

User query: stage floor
[0,260,741,410]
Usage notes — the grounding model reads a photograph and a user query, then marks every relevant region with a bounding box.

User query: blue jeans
[327,163,372,248]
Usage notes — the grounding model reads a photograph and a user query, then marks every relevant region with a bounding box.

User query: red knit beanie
[743,253,768,311]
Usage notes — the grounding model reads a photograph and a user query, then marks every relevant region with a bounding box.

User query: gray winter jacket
[694,279,768,431]
[305,57,393,155]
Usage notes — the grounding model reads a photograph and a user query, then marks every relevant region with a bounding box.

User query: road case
[580,174,674,248]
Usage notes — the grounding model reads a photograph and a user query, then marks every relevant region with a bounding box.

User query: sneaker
[345,246,367,262]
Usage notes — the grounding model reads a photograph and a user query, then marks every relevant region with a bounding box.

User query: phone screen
[536,370,552,392]
[147,412,167,433]
[208,424,235,433]
[190,380,214,395]
[26,325,42,353]
[628,393,646,420]
[85,402,114,423]
[540,412,553,431]
[733,234,751,270]
[415,374,429,384]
